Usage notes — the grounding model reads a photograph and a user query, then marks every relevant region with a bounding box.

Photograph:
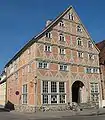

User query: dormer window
[59,21,64,27]
[59,33,65,42]
[68,13,74,20]
[46,32,52,39]
[77,25,82,32]
[88,41,93,48]
[77,37,82,46]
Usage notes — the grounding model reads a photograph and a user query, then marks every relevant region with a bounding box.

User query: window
[90,83,99,102]
[22,84,27,104]
[43,95,48,104]
[93,68,99,73]
[44,45,51,52]
[46,32,52,39]
[77,25,82,32]
[78,51,83,58]
[59,21,64,27]
[77,38,82,46]
[43,81,48,93]
[42,81,66,104]
[59,94,65,103]
[59,33,65,42]
[68,13,74,20]
[86,68,92,73]
[59,82,65,93]
[38,62,49,69]
[60,65,68,71]
[51,82,57,93]
[88,54,94,60]
[88,41,93,48]
[59,48,65,55]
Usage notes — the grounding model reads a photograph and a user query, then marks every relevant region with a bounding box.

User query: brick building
[96,40,105,106]
[4,6,102,112]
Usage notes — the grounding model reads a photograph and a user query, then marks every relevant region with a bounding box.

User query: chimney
[46,20,52,26]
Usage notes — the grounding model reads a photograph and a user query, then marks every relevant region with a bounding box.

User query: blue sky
[0,0,105,72]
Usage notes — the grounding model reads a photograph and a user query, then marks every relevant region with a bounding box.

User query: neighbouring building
[0,71,6,107]
[3,6,102,112]
[96,40,105,107]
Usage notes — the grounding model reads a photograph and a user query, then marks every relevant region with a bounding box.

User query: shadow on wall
[5,101,15,110]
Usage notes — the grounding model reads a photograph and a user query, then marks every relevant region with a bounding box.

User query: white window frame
[77,25,82,32]
[88,53,94,60]
[41,81,66,105]
[59,20,65,27]
[59,48,66,55]
[38,61,49,69]
[78,51,83,58]
[44,45,52,52]
[46,32,52,39]
[88,41,93,48]
[77,37,83,46]
[59,33,65,42]
[22,84,28,104]
[59,64,68,71]
[68,13,74,20]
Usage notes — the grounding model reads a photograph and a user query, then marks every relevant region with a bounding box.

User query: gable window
[59,21,64,27]
[77,25,82,32]
[46,32,52,39]
[88,41,93,48]
[68,13,74,20]
[59,33,65,42]
[59,48,65,55]
[60,64,68,71]
[38,62,49,69]
[44,45,51,52]
[78,51,83,58]
[22,84,27,104]
[77,37,82,46]
[88,54,94,60]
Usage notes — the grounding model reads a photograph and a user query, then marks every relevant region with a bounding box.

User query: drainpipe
[34,76,37,112]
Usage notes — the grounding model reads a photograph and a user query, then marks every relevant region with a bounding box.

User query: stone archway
[72,81,84,103]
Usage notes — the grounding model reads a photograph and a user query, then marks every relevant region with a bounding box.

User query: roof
[5,5,100,67]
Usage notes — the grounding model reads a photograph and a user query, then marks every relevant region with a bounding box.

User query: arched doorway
[72,81,84,103]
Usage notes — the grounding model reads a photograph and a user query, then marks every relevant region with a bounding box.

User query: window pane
[23,84,27,93]
[59,95,65,103]
[43,95,48,104]
[59,82,65,93]
[51,95,57,103]
[51,82,57,93]
[23,94,27,104]
[43,81,48,93]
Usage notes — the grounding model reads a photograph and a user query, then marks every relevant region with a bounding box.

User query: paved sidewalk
[10,108,105,119]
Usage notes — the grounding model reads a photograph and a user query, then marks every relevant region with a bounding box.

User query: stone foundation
[14,104,71,112]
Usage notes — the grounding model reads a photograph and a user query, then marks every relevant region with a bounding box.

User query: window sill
[38,68,49,70]
[59,70,69,72]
